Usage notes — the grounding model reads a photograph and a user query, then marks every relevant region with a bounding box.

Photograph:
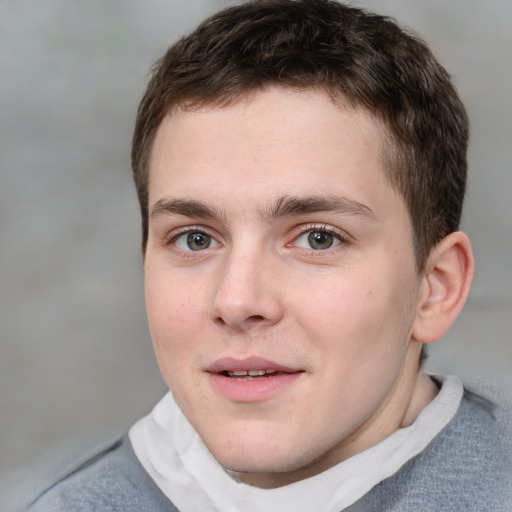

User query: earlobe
[412,232,474,344]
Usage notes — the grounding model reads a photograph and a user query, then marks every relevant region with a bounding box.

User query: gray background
[1,0,511,507]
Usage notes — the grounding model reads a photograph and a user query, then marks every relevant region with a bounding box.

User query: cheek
[296,270,412,358]
[146,290,202,401]
[301,272,377,328]
[145,271,206,366]
[146,260,203,321]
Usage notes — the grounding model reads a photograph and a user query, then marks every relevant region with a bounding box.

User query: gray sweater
[26,390,511,511]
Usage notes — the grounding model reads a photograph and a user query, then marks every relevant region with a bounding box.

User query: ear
[412,231,474,344]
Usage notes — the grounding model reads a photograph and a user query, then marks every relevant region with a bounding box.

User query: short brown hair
[132,0,468,270]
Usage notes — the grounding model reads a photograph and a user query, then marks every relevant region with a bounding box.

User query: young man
[28,1,509,510]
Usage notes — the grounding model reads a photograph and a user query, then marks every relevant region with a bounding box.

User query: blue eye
[295,229,342,250]
[175,231,218,251]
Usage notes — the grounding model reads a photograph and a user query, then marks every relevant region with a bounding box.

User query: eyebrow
[150,198,225,221]
[149,195,377,223]
[262,195,377,222]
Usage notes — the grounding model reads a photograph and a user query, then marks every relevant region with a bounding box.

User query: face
[144,87,425,486]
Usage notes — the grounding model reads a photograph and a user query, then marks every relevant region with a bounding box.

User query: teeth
[226,369,270,377]
[248,369,266,376]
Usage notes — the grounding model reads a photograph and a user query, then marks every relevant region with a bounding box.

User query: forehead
[148,87,397,215]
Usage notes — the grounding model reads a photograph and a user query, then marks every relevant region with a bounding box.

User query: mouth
[207,356,302,377]
[206,357,304,401]
[221,369,293,380]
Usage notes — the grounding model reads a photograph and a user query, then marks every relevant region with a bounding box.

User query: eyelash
[166,226,219,250]
[290,224,349,252]
[164,223,349,255]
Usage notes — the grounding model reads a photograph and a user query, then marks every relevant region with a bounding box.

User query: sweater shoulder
[26,436,178,512]
[348,389,511,512]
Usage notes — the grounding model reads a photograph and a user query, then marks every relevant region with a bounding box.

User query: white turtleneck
[129,375,462,512]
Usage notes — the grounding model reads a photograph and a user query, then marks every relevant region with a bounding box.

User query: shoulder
[348,387,511,512]
[26,436,178,512]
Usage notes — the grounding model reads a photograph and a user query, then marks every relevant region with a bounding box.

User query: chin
[211,446,284,472]
[214,446,326,488]
[208,437,313,476]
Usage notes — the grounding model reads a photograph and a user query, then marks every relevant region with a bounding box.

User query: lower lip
[208,372,303,402]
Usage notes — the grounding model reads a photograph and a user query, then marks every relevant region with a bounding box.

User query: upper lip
[206,356,301,374]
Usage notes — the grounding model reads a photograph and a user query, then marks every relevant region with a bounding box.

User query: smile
[223,369,284,379]
[207,358,304,402]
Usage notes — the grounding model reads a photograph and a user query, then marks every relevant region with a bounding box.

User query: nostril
[213,316,227,327]
[213,314,265,329]
[247,315,265,322]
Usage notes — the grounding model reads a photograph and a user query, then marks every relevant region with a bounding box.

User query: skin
[144,87,438,488]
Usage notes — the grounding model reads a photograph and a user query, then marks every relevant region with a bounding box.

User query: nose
[209,247,284,332]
